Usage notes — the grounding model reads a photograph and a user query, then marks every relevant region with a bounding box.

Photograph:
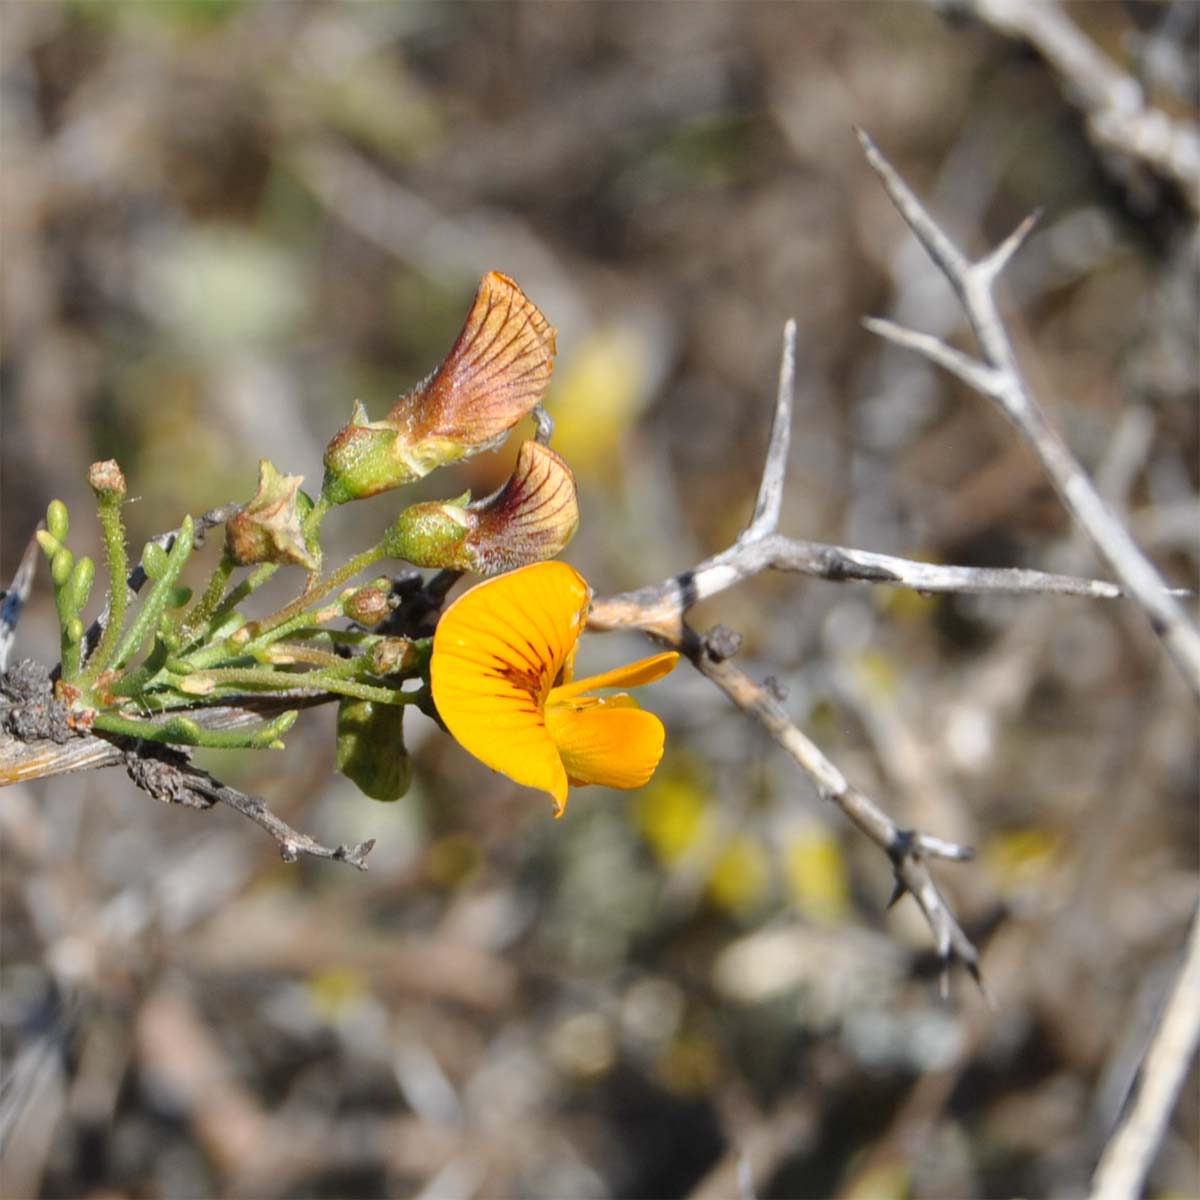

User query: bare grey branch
[859,130,1200,700]
[1090,904,1200,1200]
[745,319,796,540]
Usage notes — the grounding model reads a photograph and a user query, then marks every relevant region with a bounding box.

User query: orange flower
[430,561,677,815]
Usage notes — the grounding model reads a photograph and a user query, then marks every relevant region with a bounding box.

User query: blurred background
[2,2,1198,1197]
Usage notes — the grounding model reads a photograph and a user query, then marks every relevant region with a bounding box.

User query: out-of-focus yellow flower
[431,561,677,815]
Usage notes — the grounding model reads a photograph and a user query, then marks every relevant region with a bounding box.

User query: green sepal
[336,698,411,802]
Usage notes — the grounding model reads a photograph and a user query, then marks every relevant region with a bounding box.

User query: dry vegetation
[2,2,1198,1198]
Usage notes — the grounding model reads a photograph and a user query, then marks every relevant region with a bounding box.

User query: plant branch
[589,534,1144,641]
[685,625,981,991]
[1090,903,1200,1200]
[942,0,1200,213]
[745,320,796,540]
[857,126,1200,700]
[122,741,375,870]
[590,319,988,982]
[0,532,40,674]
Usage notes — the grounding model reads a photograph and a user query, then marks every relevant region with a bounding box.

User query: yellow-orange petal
[388,271,557,447]
[430,561,590,810]
[545,697,667,792]
[549,650,679,703]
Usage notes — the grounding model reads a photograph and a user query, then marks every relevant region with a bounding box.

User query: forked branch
[591,323,985,985]
[857,127,1200,701]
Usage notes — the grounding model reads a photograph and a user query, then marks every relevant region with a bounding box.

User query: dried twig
[858,128,1200,700]
[688,629,981,988]
[1090,904,1200,1200]
[0,533,40,674]
[940,0,1200,213]
[589,534,1144,642]
[124,742,375,871]
[1,663,372,871]
[591,323,984,984]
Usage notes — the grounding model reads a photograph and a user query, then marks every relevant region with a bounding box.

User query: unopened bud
[225,460,317,570]
[321,273,557,503]
[336,699,411,802]
[343,580,393,626]
[88,460,127,499]
[368,637,423,677]
[385,441,579,573]
[47,500,70,542]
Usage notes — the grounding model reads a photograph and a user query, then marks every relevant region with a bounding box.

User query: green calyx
[384,501,472,569]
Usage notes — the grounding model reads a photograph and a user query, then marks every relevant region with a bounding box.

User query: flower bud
[321,272,557,503]
[336,699,411,802]
[385,442,579,573]
[368,637,424,677]
[343,579,393,626]
[225,460,318,570]
[87,460,127,500]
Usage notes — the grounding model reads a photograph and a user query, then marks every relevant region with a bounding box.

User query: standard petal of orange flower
[545,697,667,792]
[430,561,591,809]
[551,651,679,703]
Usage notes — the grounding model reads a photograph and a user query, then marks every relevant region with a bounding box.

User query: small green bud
[87,460,127,499]
[51,546,74,588]
[225,460,318,570]
[143,542,169,581]
[66,617,84,646]
[36,530,60,559]
[336,699,411,802]
[69,556,95,611]
[47,500,70,543]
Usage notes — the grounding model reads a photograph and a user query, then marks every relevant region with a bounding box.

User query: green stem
[260,643,346,670]
[187,666,409,705]
[111,517,195,670]
[182,551,235,643]
[206,562,278,630]
[93,708,298,749]
[84,493,130,683]
[248,541,387,643]
[107,637,172,697]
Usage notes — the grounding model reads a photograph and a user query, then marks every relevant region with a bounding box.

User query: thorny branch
[857,128,1200,702]
[591,322,984,988]
[940,0,1200,214]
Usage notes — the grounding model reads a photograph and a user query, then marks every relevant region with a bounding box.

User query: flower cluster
[35,271,675,816]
